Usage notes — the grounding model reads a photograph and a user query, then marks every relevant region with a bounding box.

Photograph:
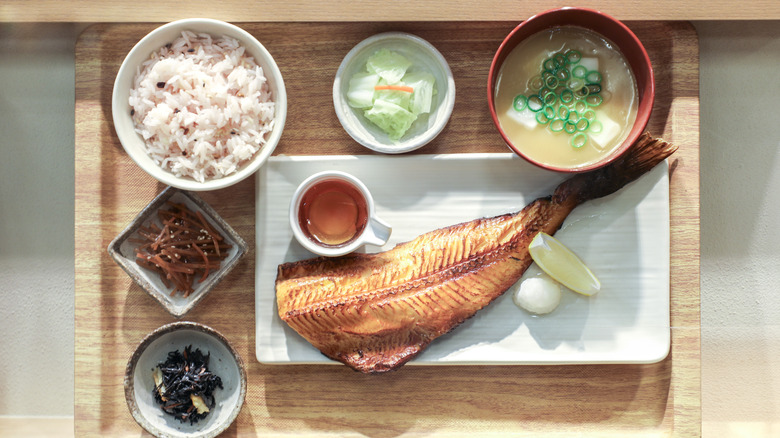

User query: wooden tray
[75,21,700,436]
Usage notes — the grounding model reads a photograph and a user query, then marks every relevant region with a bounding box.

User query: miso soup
[494,26,638,170]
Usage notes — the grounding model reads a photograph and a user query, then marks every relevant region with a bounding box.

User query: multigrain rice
[129,31,275,183]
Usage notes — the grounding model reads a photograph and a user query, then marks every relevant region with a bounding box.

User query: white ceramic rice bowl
[112,18,287,191]
[333,32,455,154]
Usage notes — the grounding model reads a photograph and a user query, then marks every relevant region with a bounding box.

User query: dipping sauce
[494,26,638,170]
[298,179,368,246]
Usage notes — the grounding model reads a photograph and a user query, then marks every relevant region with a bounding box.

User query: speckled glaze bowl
[107,186,247,318]
[124,321,246,438]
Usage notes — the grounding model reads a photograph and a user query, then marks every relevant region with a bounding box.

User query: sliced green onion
[586,83,602,95]
[549,119,565,132]
[565,49,582,64]
[535,111,551,125]
[576,118,590,131]
[544,75,559,89]
[572,65,588,79]
[555,68,570,82]
[571,132,588,148]
[567,78,585,91]
[553,53,567,68]
[567,110,579,123]
[513,95,527,112]
[557,105,569,119]
[543,58,556,72]
[586,94,603,107]
[527,94,544,112]
[564,120,577,134]
[582,108,596,122]
[543,105,556,119]
[573,100,588,113]
[590,120,603,133]
[586,70,603,84]
[574,85,590,99]
[542,89,557,106]
[560,88,574,103]
[529,75,544,91]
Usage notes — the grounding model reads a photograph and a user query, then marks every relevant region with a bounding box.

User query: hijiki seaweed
[152,345,223,424]
[132,201,231,297]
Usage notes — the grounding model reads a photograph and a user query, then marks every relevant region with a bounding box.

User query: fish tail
[552,132,678,206]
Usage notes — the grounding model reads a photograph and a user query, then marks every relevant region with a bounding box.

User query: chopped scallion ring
[572,65,588,79]
[567,78,584,91]
[553,53,567,68]
[586,94,603,107]
[586,83,602,95]
[544,75,559,89]
[542,90,557,106]
[529,75,544,91]
[586,70,603,84]
[566,110,579,123]
[576,118,590,131]
[536,111,551,125]
[527,94,544,112]
[574,85,590,99]
[574,100,588,113]
[590,120,603,133]
[557,105,569,119]
[543,58,556,72]
[543,105,556,119]
[549,119,565,132]
[564,121,577,134]
[513,95,528,112]
[582,108,596,122]
[565,49,582,64]
[560,88,574,103]
[571,132,588,148]
[555,68,570,82]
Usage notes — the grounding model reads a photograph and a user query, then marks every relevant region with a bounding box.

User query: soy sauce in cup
[290,171,392,257]
[298,178,368,246]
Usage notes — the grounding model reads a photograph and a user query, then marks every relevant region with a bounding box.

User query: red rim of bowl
[487,7,655,173]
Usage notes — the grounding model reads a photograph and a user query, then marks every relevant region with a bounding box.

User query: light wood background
[5,0,780,22]
[75,21,700,436]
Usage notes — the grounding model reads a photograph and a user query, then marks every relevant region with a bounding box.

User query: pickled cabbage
[346,49,436,140]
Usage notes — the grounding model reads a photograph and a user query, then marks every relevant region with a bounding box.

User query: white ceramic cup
[290,170,393,257]
[289,171,392,257]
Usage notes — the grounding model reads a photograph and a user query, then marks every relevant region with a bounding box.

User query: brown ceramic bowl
[487,7,654,173]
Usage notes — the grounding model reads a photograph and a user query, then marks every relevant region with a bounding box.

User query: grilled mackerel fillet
[276,133,677,373]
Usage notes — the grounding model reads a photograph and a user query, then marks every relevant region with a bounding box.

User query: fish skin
[276,133,677,373]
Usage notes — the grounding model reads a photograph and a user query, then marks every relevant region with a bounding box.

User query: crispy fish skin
[276,133,677,373]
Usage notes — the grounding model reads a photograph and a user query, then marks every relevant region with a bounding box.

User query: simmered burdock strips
[133,202,231,297]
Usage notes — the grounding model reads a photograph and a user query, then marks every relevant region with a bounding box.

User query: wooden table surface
[75,21,700,436]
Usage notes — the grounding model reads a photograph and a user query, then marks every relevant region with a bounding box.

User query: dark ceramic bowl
[487,7,654,173]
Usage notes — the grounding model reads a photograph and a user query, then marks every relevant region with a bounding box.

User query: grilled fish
[276,133,677,373]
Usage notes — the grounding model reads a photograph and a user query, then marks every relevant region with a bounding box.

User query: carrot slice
[374,85,414,93]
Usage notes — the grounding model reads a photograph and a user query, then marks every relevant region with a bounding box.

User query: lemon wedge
[528,232,601,296]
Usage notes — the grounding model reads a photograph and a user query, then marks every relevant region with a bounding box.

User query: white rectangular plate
[255,153,670,365]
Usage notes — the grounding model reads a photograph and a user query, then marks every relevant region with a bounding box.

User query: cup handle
[361,216,392,247]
